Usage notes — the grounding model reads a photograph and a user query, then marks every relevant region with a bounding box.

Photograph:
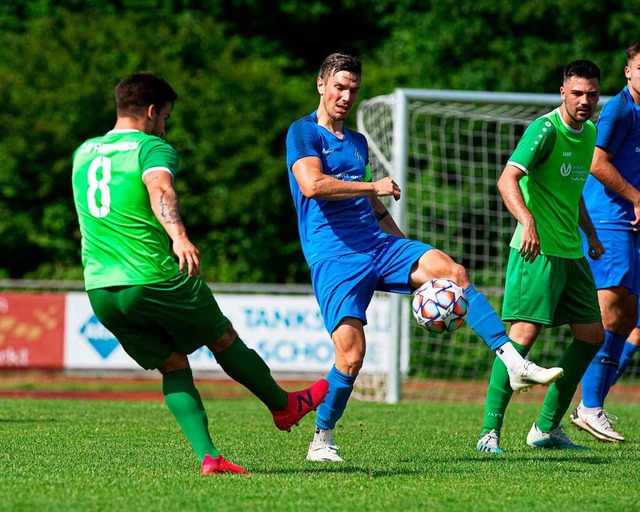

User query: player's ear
[317,76,325,95]
[146,104,156,120]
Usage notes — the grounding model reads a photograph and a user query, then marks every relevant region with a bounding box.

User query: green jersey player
[71,72,328,474]
[476,60,606,453]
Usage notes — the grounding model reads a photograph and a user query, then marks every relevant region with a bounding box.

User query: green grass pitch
[1,397,638,511]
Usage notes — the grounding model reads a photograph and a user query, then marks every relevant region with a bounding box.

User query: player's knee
[336,347,365,375]
[159,352,190,374]
[340,355,364,375]
[603,313,636,337]
[208,323,239,354]
[446,263,470,288]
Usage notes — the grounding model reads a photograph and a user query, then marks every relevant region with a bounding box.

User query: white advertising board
[64,292,393,374]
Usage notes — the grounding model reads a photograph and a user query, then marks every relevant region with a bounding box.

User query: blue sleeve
[286,118,321,170]
[596,95,633,155]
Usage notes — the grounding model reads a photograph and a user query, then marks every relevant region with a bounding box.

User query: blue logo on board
[79,315,119,359]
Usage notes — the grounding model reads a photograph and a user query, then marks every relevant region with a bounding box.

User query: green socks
[162,338,289,462]
[481,341,529,435]
[536,338,601,433]
[163,368,218,462]
[214,337,288,411]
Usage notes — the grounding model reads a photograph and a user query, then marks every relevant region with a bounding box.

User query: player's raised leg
[210,328,329,432]
[411,249,564,393]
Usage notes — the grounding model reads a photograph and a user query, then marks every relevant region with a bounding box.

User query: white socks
[495,342,525,373]
[313,428,333,445]
[579,402,602,415]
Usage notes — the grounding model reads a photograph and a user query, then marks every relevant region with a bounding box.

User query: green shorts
[87,272,230,370]
[502,248,601,327]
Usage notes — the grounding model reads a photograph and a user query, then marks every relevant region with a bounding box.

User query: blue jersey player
[572,41,640,443]
[285,52,564,462]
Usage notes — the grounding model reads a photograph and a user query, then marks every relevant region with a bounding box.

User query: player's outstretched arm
[143,170,200,276]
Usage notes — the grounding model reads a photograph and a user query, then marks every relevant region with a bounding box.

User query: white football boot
[570,404,625,442]
[509,360,564,394]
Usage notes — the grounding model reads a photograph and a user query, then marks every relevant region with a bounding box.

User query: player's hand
[632,202,640,232]
[372,177,401,201]
[172,236,201,276]
[518,222,540,263]
[586,237,605,260]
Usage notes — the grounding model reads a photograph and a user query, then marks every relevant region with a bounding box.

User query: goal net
[354,89,633,403]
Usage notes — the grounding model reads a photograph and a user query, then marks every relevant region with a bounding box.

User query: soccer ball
[412,278,469,333]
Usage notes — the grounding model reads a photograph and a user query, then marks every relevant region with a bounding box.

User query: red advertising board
[0,293,65,368]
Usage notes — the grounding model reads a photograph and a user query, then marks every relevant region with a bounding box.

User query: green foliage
[0,5,311,282]
[366,0,626,95]
[0,1,636,281]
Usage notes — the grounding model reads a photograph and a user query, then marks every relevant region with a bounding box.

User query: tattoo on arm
[159,190,183,226]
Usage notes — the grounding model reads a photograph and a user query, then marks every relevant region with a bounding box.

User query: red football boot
[271,378,329,432]
[200,454,248,475]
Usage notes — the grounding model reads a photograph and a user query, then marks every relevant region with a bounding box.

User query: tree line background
[0,0,636,284]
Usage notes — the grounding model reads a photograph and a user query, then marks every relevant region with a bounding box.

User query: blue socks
[464,285,510,351]
[613,340,640,385]
[315,365,356,430]
[580,330,626,408]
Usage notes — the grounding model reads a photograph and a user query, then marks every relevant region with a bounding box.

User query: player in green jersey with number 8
[71,72,328,475]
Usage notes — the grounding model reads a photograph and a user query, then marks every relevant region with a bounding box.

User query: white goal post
[356,88,619,404]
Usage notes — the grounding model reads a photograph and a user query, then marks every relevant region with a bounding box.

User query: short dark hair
[115,72,177,118]
[626,41,640,63]
[318,53,361,81]
[563,60,601,82]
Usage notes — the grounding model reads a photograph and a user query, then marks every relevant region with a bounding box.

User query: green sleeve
[139,137,180,175]
[364,164,372,182]
[509,117,557,173]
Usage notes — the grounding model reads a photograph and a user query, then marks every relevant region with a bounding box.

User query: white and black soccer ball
[412,278,469,333]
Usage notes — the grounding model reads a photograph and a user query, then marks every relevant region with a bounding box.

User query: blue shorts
[310,236,434,334]
[583,229,640,295]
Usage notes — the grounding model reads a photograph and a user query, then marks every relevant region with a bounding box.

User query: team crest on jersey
[353,148,365,166]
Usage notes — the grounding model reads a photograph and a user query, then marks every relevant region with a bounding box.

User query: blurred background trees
[0,0,632,282]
